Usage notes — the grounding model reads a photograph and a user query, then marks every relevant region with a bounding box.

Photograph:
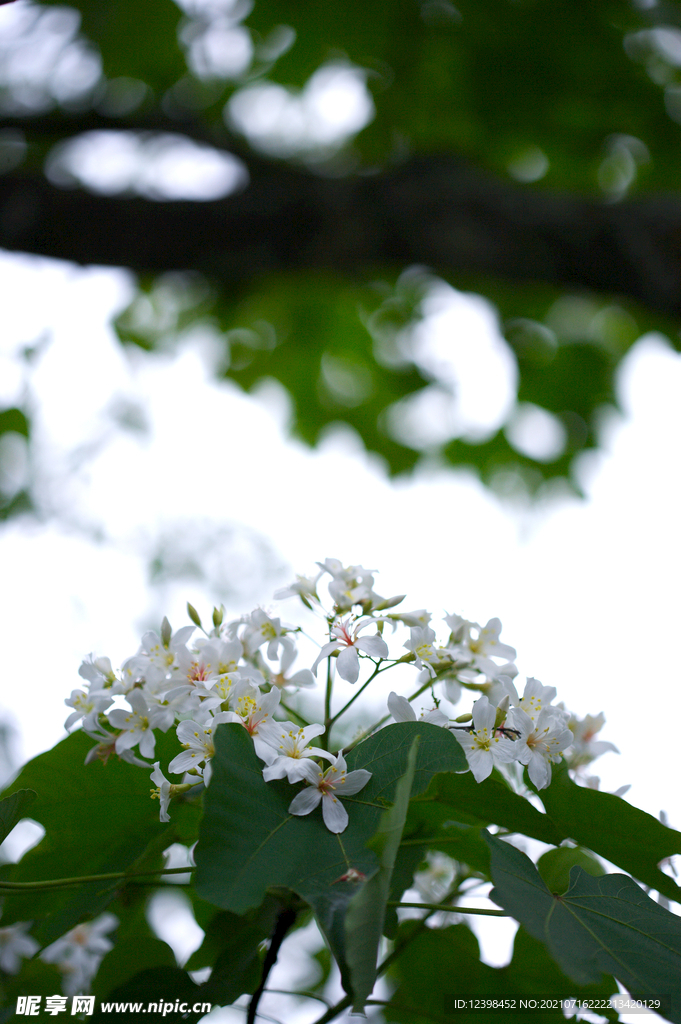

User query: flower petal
[339,768,372,796]
[289,787,322,816]
[336,645,360,683]
[356,635,389,659]
[388,692,416,722]
[321,793,349,833]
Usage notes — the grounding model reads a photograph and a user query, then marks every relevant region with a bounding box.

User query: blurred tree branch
[2,148,680,319]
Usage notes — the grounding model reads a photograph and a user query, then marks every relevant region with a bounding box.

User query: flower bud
[161,616,172,648]
[187,603,202,629]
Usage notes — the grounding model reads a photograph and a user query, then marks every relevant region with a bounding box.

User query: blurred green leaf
[39,0,186,89]
[345,735,420,1012]
[91,968,204,1024]
[0,408,29,439]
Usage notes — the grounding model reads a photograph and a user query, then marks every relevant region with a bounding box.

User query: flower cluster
[66,558,617,835]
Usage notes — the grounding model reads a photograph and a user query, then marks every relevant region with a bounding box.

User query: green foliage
[0,730,199,944]
[0,406,32,522]
[536,845,605,895]
[486,831,681,1020]
[91,968,204,1024]
[246,0,674,190]
[5,0,681,1012]
[4,0,681,505]
[39,0,186,88]
[0,957,63,1023]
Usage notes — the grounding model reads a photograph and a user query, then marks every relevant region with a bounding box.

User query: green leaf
[40,0,186,90]
[345,735,420,1012]
[0,730,197,944]
[0,407,30,439]
[506,927,618,1022]
[537,846,605,896]
[93,907,176,1001]
[402,799,492,875]
[0,789,36,844]
[195,721,466,914]
[90,854,177,1001]
[539,760,681,903]
[485,831,681,1022]
[426,768,563,845]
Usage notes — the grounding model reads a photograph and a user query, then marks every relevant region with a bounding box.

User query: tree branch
[2,152,681,319]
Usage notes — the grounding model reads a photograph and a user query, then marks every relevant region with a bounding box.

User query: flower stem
[278,699,310,727]
[322,658,333,750]
[326,662,381,731]
[0,865,194,891]
[343,676,436,753]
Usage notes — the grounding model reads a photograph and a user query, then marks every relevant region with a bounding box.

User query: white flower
[269,644,316,690]
[168,712,232,777]
[261,722,331,782]
[244,610,294,661]
[174,643,220,690]
[452,696,510,783]
[0,920,39,974]
[149,762,196,821]
[404,625,454,679]
[274,571,323,603]
[78,655,118,691]
[389,609,432,628]
[108,689,166,760]
[150,762,173,822]
[415,851,456,904]
[499,706,573,789]
[312,617,389,683]
[129,619,195,686]
[501,676,557,723]
[446,615,516,677]
[317,558,378,610]
[64,689,113,732]
[288,752,372,833]
[41,914,118,996]
[387,692,449,728]
[565,712,619,769]
[222,684,282,763]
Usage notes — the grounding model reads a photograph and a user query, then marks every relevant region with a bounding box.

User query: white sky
[0,239,680,1024]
